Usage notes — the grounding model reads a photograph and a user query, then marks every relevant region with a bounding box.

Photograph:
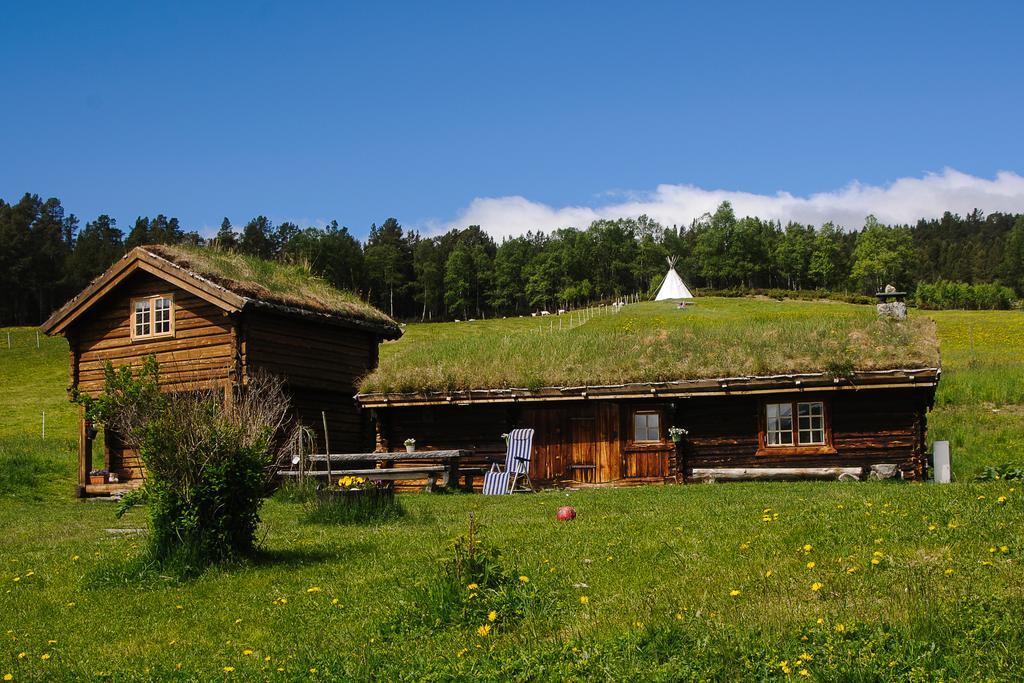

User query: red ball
[556,506,576,521]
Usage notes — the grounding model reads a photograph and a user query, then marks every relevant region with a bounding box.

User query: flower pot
[405,444,415,453]
[671,436,682,444]
[89,475,106,485]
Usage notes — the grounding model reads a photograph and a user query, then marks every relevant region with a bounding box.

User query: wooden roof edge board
[41,247,246,336]
[355,367,941,407]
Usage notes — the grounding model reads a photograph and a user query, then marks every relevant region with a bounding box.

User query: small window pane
[153,297,172,334]
[134,300,151,337]
[797,402,825,445]
[766,402,793,446]
[634,412,660,442]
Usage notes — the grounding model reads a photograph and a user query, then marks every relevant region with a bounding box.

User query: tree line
[2,191,1022,325]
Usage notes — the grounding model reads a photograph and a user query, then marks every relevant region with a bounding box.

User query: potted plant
[88,468,109,485]
[404,438,416,453]
[668,426,689,444]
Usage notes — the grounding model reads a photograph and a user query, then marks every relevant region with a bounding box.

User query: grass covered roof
[358,298,940,396]
[145,244,398,331]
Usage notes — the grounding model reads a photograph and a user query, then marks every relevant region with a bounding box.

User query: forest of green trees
[2,192,1022,325]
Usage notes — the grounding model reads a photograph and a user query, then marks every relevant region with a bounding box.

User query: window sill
[755,446,837,457]
[130,332,175,343]
[625,442,672,453]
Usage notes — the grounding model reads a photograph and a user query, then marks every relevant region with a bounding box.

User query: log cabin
[355,300,941,486]
[41,245,400,496]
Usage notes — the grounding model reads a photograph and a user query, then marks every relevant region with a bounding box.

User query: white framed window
[633,411,661,443]
[797,401,825,445]
[764,400,828,448]
[765,402,794,445]
[131,294,175,340]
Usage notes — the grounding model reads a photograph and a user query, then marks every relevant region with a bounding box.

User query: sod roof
[145,245,397,329]
[42,244,400,338]
[357,298,940,400]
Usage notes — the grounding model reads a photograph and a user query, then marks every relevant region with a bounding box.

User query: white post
[42,411,46,440]
[6,332,10,349]
[933,441,951,483]
[36,330,40,348]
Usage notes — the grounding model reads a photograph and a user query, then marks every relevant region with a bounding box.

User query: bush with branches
[77,357,295,572]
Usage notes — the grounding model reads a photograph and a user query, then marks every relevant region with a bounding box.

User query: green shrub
[975,463,1024,481]
[77,357,294,574]
[914,280,1019,310]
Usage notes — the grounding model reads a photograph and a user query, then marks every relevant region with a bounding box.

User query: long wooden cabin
[359,373,938,486]
[356,301,941,486]
[41,245,400,496]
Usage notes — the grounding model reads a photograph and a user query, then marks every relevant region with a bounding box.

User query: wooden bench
[279,450,474,492]
[281,466,451,491]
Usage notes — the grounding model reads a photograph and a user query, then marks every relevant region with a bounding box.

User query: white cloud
[439,169,1024,239]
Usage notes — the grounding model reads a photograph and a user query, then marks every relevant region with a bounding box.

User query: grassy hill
[2,301,1023,680]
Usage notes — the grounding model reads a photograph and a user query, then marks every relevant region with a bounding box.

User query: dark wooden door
[569,416,597,483]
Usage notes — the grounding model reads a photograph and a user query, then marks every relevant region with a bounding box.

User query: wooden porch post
[77,405,92,497]
[372,409,390,453]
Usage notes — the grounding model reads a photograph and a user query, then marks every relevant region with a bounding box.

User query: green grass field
[2,301,1023,680]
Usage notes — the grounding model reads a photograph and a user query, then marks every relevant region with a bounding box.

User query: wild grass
[2,302,1023,679]
[361,298,940,394]
[146,244,397,327]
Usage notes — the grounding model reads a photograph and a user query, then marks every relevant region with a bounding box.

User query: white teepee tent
[654,256,694,300]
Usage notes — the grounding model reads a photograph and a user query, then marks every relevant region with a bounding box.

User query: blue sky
[2,1,1023,238]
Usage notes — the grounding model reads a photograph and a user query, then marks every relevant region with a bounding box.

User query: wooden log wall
[243,311,379,454]
[70,272,235,482]
[680,389,930,480]
[374,387,933,488]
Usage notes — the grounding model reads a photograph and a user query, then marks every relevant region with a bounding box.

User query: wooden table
[285,450,474,491]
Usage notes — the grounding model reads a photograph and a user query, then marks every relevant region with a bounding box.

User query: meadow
[1,301,1023,681]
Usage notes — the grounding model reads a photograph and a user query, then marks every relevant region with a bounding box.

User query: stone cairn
[875,284,907,320]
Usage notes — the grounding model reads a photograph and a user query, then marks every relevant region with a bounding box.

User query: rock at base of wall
[868,463,902,480]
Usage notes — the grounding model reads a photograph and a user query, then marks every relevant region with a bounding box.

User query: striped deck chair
[482,428,534,495]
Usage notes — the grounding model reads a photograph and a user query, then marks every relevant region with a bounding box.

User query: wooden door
[568,416,597,483]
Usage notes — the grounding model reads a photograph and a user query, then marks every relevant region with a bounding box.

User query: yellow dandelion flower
[488,610,498,621]
[816,618,824,625]
[331,598,339,605]
[927,524,937,531]
[739,543,749,550]
[765,570,773,578]
[40,654,50,661]
[799,669,810,677]
[989,546,997,553]
[798,653,813,662]
[944,568,954,576]
[307,586,321,593]
[71,555,79,561]
[806,561,816,570]
[1000,546,1009,553]
[243,649,253,656]
[234,618,241,624]
[729,589,741,597]
[3,674,11,681]
[811,582,823,592]
[803,544,813,552]
[518,575,529,583]
[467,583,478,590]
[17,654,25,660]
[997,496,1007,504]
[477,624,491,636]
[835,623,846,633]
[873,550,884,557]
[675,613,683,620]
[871,558,881,566]
[847,567,858,574]
[579,596,589,605]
